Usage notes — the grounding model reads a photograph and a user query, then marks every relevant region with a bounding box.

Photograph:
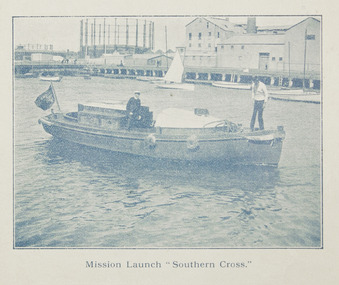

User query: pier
[14,61,320,90]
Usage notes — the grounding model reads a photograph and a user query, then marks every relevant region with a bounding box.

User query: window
[189,43,192,47]
[231,45,234,49]
[207,22,209,28]
[198,43,201,47]
[193,56,195,60]
[198,32,202,40]
[241,45,244,49]
[208,43,211,47]
[217,32,220,38]
[189,33,192,40]
[221,45,224,49]
[306,35,315,40]
[279,57,283,61]
[272,57,276,61]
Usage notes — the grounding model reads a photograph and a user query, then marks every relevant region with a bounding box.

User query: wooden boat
[38,101,285,167]
[155,51,195,91]
[16,72,39,79]
[212,81,251,90]
[136,76,164,83]
[270,94,320,104]
[40,75,62,82]
[267,87,318,96]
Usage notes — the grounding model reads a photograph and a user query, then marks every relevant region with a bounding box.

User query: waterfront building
[216,17,320,75]
[124,53,173,67]
[183,17,246,67]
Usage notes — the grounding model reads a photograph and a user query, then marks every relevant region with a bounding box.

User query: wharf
[15,60,321,90]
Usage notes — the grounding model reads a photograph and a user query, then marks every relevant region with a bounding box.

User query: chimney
[247,17,257,33]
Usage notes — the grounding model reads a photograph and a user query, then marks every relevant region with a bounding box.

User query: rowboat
[40,75,62,82]
[270,94,320,104]
[267,87,319,96]
[212,81,251,90]
[37,98,286,167]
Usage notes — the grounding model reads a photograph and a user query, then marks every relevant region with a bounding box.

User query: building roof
[220,34,285,45]
[257,25,291,32]
[148,54,173,61]
[286,17,320,31]
[186,17,245,33]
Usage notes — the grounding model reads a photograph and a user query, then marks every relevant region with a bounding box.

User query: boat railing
[64,112,78,122]
[203,119,240,133]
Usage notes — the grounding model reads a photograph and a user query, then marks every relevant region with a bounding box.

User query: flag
[35,85,55,110]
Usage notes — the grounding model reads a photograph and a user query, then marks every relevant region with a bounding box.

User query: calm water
[14,76,322,248]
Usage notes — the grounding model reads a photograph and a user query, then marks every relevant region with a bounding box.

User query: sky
[13,16,316,53]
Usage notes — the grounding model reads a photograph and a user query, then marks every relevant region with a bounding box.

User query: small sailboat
[155,51,195,91]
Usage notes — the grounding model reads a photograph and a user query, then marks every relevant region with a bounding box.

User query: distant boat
[16,72,39,79]
[155,51,195,91]
[270,94,320,104]
[40,75,62,82]
[268,87,319,96]
[136,76,164,83]
[212,81,251,90]
[83,75,92,80]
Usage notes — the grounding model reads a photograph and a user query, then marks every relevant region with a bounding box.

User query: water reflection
[40,138,281,192]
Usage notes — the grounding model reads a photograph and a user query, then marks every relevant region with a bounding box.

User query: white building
[183,17,245,67]
[216,17,320,74]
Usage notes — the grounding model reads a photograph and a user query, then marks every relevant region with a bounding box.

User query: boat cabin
[76,102,154,130]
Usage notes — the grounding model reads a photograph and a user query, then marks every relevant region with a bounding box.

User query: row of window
[188,32,220,40]
[188,56,283,62]
[189,43,213,48]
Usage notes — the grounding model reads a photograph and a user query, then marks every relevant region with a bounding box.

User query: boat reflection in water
[42,137,282,191]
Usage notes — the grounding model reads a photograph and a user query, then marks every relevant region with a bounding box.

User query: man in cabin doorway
[126,91,141,130]
[250,76,269,131]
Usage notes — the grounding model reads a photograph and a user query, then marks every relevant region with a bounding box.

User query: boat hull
[155,83,195,91]
[212,82,251,90]
[39,115,284,167]
[40,76,62,82]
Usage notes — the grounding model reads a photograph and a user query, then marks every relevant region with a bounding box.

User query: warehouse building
[183,16,320,77]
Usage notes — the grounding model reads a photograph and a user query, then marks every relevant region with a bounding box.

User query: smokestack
[151,21,155,50]
[149,21,152,49]
[126,18,129,47]
[143,20,146,48]
[247,17,257,34]
[85,19,88,55]
[99,24,101,45]
[103,18,106,54]
[135,19,138,48]
[80,19,84,54]
[91,23,93,46]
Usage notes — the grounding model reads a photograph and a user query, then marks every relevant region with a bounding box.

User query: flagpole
[303,28,307,91]
[50,82,61,112]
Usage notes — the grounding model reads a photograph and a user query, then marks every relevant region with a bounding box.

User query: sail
[164,51,184,83]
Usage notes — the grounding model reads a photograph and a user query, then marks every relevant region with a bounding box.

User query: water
[14,76,322,248]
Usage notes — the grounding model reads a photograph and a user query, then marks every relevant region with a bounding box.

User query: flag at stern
[34,84,55,110]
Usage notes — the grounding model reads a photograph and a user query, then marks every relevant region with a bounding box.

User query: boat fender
[145,134,157,149]
[187,135,200,151]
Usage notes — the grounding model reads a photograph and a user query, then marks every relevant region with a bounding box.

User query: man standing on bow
[126,91,141,129]
[250,76,269,131]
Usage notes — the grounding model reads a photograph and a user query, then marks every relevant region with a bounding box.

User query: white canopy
[155,108,221,128]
